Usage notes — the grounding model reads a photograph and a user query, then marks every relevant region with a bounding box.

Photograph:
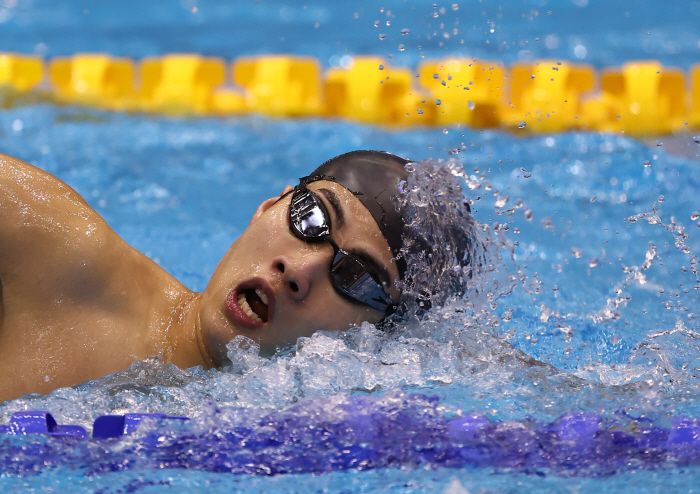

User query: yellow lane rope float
[1,52,699,136]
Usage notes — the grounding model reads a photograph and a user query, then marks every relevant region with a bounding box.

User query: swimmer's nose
[272,249,330,301]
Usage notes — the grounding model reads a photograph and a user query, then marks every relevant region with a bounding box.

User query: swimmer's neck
[151,291,218,370]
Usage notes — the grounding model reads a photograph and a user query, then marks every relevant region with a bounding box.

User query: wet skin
[0,153,399,402]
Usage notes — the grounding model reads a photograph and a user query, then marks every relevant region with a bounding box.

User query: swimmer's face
[199,180,401,362]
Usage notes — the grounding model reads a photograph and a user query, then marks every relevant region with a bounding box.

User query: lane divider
[1,52,699,135]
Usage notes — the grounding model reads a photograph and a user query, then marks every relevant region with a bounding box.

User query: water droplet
[378,64,384,70]
[44,375,50,382]
[398,44,405,51]
[468,100,475,110]
[433,73,439,79]
[417,108,424,115]
[501,310,513,321]
[443,128,449,134]
[518,121,526,129]
[644,160,651,167]
[530,75,535,79]
[374,20,379,27]
[514,228,521,234]
[452,3,459,10]
[524,208,533,220]
[656,140,663,146]
[436,99,442,106]
[571,247,583,258]
[694,136,700,144]
[590,196,596,202]
[386,20,391,26]
[589,258,599,268]
[379,34,386,40]
[433,12,439,17]
[691,212,700,221]
[495,195,509,208]
[401,28,410,35]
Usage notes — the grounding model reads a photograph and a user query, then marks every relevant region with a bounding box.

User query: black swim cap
[300,150,411,278]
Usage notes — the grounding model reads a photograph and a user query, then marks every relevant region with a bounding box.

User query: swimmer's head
[199,150,475,362]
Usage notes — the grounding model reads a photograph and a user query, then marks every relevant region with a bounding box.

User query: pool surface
[1,1,700,492]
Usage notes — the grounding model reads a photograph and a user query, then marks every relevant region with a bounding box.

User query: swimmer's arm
[0,153,125,286]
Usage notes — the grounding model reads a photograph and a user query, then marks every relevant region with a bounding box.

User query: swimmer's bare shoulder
[0,154,209,401]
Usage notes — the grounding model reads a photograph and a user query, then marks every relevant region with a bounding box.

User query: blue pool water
[2,1,700,492]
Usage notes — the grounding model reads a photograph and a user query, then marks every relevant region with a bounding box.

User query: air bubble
[524,208,533,220]
[644,161,651,167]
[589,258,599,268]
[691,212,700,221]
[518,121,526,129]
[401,28,410,35]
[379,34,386,40]
[571,248,583,258]
[468,101,475,110]
[398,44,405,51]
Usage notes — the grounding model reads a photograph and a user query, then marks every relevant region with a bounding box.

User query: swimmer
[0,150,413,402]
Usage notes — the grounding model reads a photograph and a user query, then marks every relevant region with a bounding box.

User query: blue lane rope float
[0,410,188,439]
[1,52,700,135]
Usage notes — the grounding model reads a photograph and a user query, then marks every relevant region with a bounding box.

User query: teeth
[237,293,262,322]
[255,288,268,306]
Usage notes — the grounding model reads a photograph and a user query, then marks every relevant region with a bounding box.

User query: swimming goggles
[288,187,395,314]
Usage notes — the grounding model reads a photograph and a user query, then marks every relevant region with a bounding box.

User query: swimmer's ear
[250,185,294,225]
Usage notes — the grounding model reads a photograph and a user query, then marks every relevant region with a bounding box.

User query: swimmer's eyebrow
[317,188,345,229]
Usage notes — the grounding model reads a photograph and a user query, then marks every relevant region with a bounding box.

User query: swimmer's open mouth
[237,288,269,323]
[225,279,274,330]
